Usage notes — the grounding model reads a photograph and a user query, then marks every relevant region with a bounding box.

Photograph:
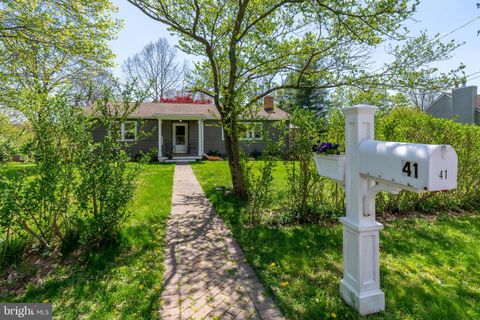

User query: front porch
[157,116,205,162]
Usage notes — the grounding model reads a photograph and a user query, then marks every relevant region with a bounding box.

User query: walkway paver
[160,164,284,320]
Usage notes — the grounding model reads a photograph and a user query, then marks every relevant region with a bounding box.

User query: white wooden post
[339,105,384,315]
[313,105,457,315]
[198,119,204,157]
[158,119,163,159]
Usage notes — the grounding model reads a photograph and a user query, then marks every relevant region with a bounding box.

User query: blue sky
[110,0,480,87]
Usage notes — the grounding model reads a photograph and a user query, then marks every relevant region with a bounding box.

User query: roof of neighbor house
[425,92,480,112]
[85,101,290,121]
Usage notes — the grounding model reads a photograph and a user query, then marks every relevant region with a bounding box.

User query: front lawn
[192,161,480,320]
[1,163,175,319]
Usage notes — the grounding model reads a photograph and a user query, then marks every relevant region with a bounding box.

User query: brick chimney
[263,95,274,112]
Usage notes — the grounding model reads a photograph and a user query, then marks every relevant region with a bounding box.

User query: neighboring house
[425,85,480,124]
[90,96,290,161]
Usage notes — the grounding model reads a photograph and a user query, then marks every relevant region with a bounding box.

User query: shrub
[0,137,14,163]
[322,106,480,215]
[242,128,283,225]
[249,149,262,159]
[207,150,221,157]
[283,108,336,223]
[0,84,145,260]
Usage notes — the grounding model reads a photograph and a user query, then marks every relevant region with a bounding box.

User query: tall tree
[0,0,119,108]
[122,38,182,102]
[281,59,330,116]
[127,0,463,198]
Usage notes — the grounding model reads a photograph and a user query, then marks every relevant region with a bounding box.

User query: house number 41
[439,169,448,180]
[402,161,418,178]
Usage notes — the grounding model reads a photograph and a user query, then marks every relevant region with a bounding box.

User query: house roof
[85,102,290,121]
[424,93,452,112]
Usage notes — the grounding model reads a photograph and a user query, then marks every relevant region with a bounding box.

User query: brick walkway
[160,164,284,320]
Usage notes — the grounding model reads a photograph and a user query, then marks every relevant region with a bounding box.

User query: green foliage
[0,85,145,259]
[0,112,31,162]
[375,107,480,212]
[128,0,463,198]
[283,108,334,223]
[192,162,480,319]
[0,0,120,107]
[1,164,175,319]
[321,105,480,214]
[242,127,284,225]
[0,136,14,163]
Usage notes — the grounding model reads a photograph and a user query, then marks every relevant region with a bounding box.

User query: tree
[122,38,182,102]
[330,87,411,111]
[127,0,463,198]
[281,59,330,116]
[0,0,119,108]
[405,89,441,110]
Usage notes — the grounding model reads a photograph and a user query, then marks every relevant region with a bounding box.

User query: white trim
[118,121,137,142]
[221,125,224,141]
[158,119,163,159]
[239,122,263,141]
[198,119,204,156]
[157,115,206,120]
[172,122,188,153]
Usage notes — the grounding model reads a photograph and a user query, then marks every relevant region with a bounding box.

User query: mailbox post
[340,105,384,315]
[316,105,458,315]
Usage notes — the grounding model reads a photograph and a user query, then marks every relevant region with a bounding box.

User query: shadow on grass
[203,185,480,320]
[8,223,164,319]
[1,163,175,319]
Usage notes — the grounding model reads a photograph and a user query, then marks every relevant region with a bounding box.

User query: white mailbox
[359,140,457,192]
[313,105,460,316]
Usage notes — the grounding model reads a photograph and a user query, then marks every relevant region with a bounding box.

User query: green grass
[1,163,175,319]
[0,162,36,178]
[192,161,480,320]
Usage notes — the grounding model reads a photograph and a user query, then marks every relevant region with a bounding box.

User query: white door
[173,123,188,153]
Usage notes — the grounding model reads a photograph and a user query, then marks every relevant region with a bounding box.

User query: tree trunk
[224,132,247,199]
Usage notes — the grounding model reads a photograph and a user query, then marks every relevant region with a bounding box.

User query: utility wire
[466,70,480,79]
[371,15,480,75]
[437,15,480,40]
[467,74,480,82]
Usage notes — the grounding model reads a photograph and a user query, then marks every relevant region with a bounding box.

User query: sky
[110,0,480,88]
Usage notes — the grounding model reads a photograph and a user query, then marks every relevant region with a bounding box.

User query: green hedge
[323,106,480,214]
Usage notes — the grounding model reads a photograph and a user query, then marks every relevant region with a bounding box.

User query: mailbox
[359,140,457,192]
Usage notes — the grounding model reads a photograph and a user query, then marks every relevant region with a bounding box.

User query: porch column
[198,119,204,156]
[158,119,163,159]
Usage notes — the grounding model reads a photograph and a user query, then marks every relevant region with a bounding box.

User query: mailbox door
[428,147,457,191]
[359,141,457,192]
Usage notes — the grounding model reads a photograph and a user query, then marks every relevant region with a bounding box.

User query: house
[91,96,290,161]
[425,85,480,124]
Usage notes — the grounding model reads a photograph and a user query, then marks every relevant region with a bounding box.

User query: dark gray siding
[452,86,477,124]
[93,118,289,158]
[240,121,283,154]
[426,95,452,119]
[203,120,290,156]
[92,119,158,157]
[475,110,480,125]
[204,120,225,154]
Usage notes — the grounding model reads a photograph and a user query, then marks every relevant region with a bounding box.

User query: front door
[173,123,188,153]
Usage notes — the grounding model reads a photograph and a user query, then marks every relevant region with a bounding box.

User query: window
[118,121,137,141]
[239,122,263,140]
